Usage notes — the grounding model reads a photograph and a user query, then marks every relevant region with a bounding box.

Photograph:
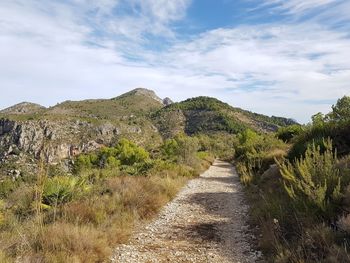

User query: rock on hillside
[162,97,173,106]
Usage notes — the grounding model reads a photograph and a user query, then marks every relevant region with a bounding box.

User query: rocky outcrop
[0,119,120,164]
[163,97,173,106]
[115,88,164,104]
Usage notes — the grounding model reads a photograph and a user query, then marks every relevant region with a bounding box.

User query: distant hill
[153,96,296,138]
[0,88,296,167]
[0,102,45,115]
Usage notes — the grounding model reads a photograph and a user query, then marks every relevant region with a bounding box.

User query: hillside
[154,96,296,138]
[0,89,295,174]
[0,102,45,115]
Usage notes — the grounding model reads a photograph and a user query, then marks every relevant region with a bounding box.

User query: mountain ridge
[0,88,297,173]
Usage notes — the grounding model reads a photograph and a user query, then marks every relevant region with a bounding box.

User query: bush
[201,133,237,159]
[43,176,90,207]
[327,95,350,123]
[278,139,344,219]
[0,250,12,263]
[288,122,350,160]
[0,179,19,199]
[162,138,178,160]
[115,139,149,165]
[235,130,287,178]
[74,139,150,173]
[74,153,99,172]
[160,134,201,168]
[276,124,304,142]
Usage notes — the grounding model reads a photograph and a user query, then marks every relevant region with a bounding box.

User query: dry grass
[0,250,13,263]
[0,169,194,262]
[27,222,111,263]
[0,146,213,263]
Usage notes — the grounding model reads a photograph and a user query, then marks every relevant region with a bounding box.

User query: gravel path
[112,160,262,263]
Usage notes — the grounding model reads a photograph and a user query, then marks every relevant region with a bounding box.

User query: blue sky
[0,0,350,122]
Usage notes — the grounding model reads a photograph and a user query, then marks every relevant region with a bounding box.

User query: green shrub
[160,134,201,168]
[326,95,350,123]
[116,139,149,165]
[278,139,344,219]
[235,130,287,176]
[105,156,120,169]
[162,139,178,159]
[74,139,150,173]
[174,134,200,166]
[43,176,90,207]
[74,153,98,172]
[196,151,209,160]
[288,122,350,160]
[0,179,19,199]
[0,250,13,263]
[276,124,304,142]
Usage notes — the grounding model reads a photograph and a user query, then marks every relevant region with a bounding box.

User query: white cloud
[262,0,338,13]
[161,24,350,121]
[0,0,349,123]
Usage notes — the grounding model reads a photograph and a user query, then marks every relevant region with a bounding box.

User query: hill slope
[0,89,296,170]
[0,102,45,115]
[154,96,296,138]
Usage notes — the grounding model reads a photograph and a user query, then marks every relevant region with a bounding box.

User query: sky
[0,0,350,123]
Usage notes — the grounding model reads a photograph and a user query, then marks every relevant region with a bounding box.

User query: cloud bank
[0,0,349,123]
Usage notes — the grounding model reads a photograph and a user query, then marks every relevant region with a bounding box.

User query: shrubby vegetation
[155,96,293,136]
[74,138,150,174]
[276,124,304,142]
[0,136,214,262]
[1,93,349,262]
[234,129,287,185]
[236,95,350,262]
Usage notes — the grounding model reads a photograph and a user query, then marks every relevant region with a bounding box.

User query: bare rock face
[162,97,173,106]
[117,88,164,104]
[0,119,112,164]
[0,115,158,167]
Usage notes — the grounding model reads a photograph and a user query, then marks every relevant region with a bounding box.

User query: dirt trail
[112,160,262,263]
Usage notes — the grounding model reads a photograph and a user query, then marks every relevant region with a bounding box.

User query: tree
[311,112,325,126]
[173,134,199,166]
[327,96,350,122]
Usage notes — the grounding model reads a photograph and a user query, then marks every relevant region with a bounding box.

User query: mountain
[153,96,296,138]
[0,88,296,174]
[0,102,45,115]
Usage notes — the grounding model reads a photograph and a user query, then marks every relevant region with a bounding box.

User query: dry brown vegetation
[0,136,213,262]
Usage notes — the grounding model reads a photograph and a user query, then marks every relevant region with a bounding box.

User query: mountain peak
[0,102,45,115]
[116,88,164,104]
